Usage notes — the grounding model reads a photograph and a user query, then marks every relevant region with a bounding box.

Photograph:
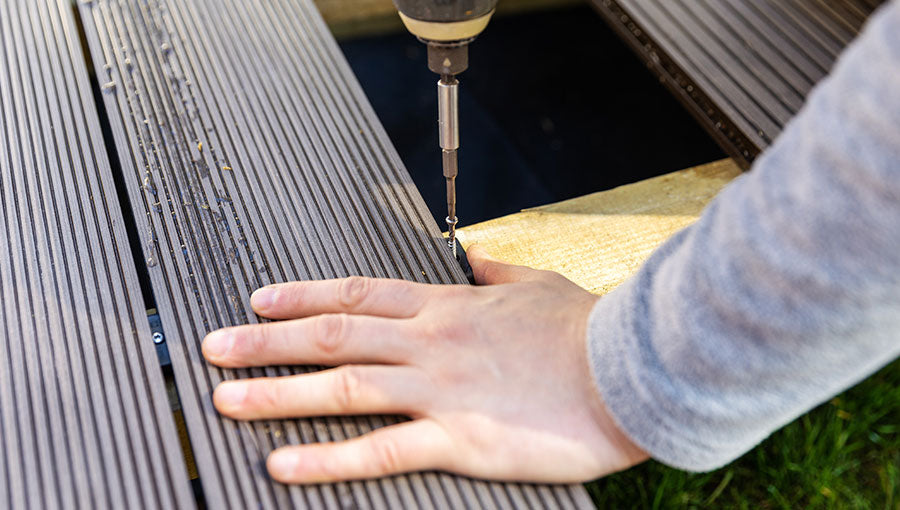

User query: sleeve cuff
[585,277,737,472]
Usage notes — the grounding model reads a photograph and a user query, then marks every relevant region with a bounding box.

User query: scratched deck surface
[76,0,593,508]
[0,1,195,509]
[591,0,883,168]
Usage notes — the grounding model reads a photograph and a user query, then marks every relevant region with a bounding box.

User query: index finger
[250,276,440,319]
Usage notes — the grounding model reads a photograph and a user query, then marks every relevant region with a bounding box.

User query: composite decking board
[592,0,881,167]
[627,1,783,144]
[76,0,592,508]
[0,1,196,509]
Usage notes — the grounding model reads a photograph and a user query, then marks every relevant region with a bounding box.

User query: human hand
[202,245,647,484]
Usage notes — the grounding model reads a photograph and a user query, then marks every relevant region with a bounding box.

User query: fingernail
[214,382,247,410]
[203,329,234,360]
[251,287,277,311]
[268,450,299,477]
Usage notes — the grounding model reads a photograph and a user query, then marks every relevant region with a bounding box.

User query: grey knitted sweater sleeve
[586,0,900,471]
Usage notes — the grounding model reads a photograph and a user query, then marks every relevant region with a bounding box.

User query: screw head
[152,332,165,344]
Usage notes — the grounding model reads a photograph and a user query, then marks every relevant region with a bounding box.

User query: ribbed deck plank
[0,1,196,508]
[591,0,883,167]
[76,0,593,507]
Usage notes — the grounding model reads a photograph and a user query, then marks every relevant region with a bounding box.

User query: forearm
[587,0,900,471]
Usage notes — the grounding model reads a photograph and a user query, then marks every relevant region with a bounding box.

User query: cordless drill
[392,0,498,258]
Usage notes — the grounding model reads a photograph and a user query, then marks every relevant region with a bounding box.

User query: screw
[152,332,165,344]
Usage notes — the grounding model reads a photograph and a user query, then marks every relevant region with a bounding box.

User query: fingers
[203,314,415,367]
[213,365,429,420]
[466,244,543,285]
[250,276,435,319]
[267,419,452,483]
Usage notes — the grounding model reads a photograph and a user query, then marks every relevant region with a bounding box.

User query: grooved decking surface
[76,0,593,507]
[0,1,195,508]
[591,0,883,167]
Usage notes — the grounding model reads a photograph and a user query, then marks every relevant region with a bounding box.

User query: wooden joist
[458,159,742,295]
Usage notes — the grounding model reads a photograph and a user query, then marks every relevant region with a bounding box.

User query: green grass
[585,358,900,509]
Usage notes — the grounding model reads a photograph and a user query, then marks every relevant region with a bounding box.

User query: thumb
[466,244,542,285]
